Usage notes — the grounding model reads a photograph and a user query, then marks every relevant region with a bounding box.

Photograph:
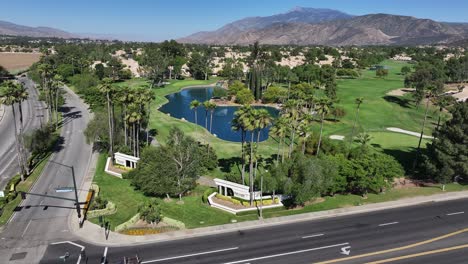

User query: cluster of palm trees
[190,99,217,133]
[37,63,64,130]
[0,80,29,180]
[269,96,334,162]
[231,105,272,205]
[98,78,155,158]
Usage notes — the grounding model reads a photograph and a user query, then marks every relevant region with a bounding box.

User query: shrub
[262,86,287,103]
[202,188,216,203]
[235,89,254,104]
[212,87,228,98]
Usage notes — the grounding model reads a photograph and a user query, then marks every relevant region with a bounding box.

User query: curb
[0,104,5,124]
[71,190,468,247]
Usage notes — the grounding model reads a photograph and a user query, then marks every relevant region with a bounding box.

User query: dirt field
[0,52,41,72]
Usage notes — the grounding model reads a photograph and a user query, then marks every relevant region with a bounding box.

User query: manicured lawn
[0,155,50,226]
[91,154,259,230]
[323,60,445,137]
[366,131,430,172]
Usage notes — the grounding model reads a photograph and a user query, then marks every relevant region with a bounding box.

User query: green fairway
[324,60,444,137]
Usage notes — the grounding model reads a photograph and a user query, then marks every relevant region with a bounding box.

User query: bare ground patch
[386,88,415,96]
[0,52,41,72]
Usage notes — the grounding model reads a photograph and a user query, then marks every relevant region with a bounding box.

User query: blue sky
[1,0,467,41]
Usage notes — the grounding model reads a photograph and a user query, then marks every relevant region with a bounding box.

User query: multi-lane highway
[39,197,468,264]
[0,76,47,190]
[0,80,93,263]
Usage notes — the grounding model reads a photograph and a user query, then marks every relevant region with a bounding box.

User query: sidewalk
[70,189,468,247]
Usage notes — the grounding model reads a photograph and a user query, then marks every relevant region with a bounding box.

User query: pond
[159,87,279,142]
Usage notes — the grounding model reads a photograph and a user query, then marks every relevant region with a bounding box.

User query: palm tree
[0,81,28,180]
[98,78,115,157]
[350,97,364,143]
[316,97,333,156]
[190,100,200,125]
[232,105,250,184]
[203,101,210,129]
[416,86,440,155]
[51,74,63,129]
[207,102,217,133]
[253,109,272,182]
[117,85,133,146]
[37,63,54,118]
[270,117,288,164]
[356,133,372,146]
[298,114,314,154]
[243,107,257,205]
[143,87,155,146]
[283,100,300,158]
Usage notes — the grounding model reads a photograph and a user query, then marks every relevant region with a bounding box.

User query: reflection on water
[159,87,279,142]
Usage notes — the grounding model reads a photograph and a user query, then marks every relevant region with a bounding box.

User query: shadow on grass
[383,148,418,175]
[218,157,242,173]
[383,95,412,108]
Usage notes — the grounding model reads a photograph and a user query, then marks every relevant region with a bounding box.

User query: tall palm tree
[51,74,63,129]
[13,82,29,174]
[232,105,250,184]
[37,63,54,118]
[350,97,364,143]
[253,109,272,182]
[117,85,132,146]
[298,114,314,155]
[416,86,439,154]
[203,101,210,129]
[143,87,155,146]
[207,102,217,133]
[243,107,257,205]
[270,117,288,164]
[283,100,300,158]
[316,97,333,156]
[190,100,200,125]
[98,78,115,157]
[0,81,28,180]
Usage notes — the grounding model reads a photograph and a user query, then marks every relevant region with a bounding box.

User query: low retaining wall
[104,157,122,178]
[115,213,186,232]
[87,201,117,219]
[208,192,284,214]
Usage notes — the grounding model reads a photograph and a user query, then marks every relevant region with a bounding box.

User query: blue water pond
[159,87,278,142]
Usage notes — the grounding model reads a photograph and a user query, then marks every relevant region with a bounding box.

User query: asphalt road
[0,81,92,263]
[0,76,47,190]
[37,197,468,264]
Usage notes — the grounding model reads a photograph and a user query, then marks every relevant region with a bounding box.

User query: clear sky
[1,0,467,41]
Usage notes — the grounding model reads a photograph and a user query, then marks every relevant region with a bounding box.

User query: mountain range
[179,7,468,46]
[0,20,77,39]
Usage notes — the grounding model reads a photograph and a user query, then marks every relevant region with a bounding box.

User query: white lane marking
[101,247,108,264]
[447,211,464,216]
[51,241,85,264]
[302,233,324,239]
[21,219,32,237]
[378,221,399,227]
[222,243,349,264]
[141,247,239,263]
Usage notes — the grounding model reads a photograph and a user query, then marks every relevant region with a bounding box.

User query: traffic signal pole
[71,166,81,218]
